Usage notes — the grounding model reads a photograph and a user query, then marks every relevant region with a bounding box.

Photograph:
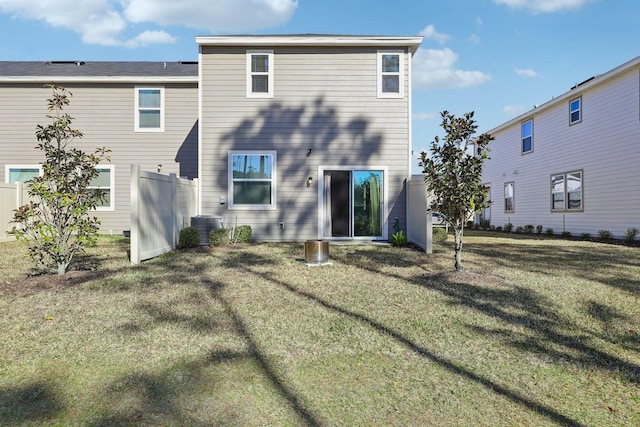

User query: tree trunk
[57,261,68,275]
[454,227,464,271]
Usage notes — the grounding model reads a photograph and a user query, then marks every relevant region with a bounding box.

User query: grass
[0,232,639,426]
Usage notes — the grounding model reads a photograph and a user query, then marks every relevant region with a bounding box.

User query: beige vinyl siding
[0,82,198,234]
[200,46,410,241]
[482,66,640,237]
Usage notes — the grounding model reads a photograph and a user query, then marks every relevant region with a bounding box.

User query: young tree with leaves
[13,84,110,275]
[419,111,493,271]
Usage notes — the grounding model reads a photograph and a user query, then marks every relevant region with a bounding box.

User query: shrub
[524,224,534,234]
[479,219,491,230]
[178,226,200,248]
[515,226,524,234]
[545,228,554,236]
[209,228,230,246]
[504,223,513,233]
[536,225,543,234]
[580,232,592,239]
[391,230,408,246]
[598,229,614,240]
[623,227,639,243]
[232,225,252,243]
[495,226,503,232]
[466,221,474,229]
[433,227,448,242]
[560,231,572,238]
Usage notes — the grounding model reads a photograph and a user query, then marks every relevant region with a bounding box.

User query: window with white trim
[246,50,274,98]
[521,119,533,153]
[551,170,582,212]
[229,151,276,210]
[504,182,514,213]
[5,165,41,183]
[377,50,404,98]
[569,97,581,124]
[135,87,164,132]
[88,165,115,211]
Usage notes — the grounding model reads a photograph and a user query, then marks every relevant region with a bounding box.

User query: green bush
[536,225,543,234]
[598,229,614,240]
[178,226,200,248]
[515,226,524,234]
[209,228,230,246]
[504,223,513,233]
[580,232,592,239]
[623,227,638,243]
[479,219,491,230]
[524,224,534,234]
[232,225,252,243]
[433,227,448,242]
[560,231,572,238]
[495,226,503,232]
[391,230,408,246]
[545,228,554,236]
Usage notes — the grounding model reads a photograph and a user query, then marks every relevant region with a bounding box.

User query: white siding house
[481,56,640,238]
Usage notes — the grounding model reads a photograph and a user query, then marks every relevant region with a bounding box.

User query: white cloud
[412,48,491,90]
[514,68,539,77]
[123,0,298,32]
[504,104,527,116]
[0,0,298,47]
[493,0,594,13]
[418,25,450,45]
[412,112,437,121]
[468,33,481,44]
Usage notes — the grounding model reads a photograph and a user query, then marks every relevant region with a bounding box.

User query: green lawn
[1,233,639,426]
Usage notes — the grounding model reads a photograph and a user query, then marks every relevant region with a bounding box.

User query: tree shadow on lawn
[221,254,584,427]
[0,381,64,425]
[464,240,640,296]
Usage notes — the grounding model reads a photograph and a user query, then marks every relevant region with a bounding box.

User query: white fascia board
[0,76,198,83]
[488,54,640,135]
[196,35,424,54]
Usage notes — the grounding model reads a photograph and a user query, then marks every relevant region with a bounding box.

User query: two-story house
[0,34,423,242]
[0,61,199,234]
[481,55,640,238]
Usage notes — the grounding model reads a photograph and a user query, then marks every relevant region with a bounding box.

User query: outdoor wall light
[157,164,162,173]
[307,176,313,187]
[307,148,313,157]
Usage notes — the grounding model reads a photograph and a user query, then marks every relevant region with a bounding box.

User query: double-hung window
[551,170,583,212]
[135,87,164,132]
[504,182,515,213]
[229,151,276,210]
[246,50,274,98]
[521,119,533,154]
[570,97,581,124]
[377,50,404,98]
[88,165,115,211]
[5,165,41,183]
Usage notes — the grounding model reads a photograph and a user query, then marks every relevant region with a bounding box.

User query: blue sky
[0,0,637,172]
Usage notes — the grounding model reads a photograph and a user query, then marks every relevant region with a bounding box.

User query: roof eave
[0,76,199,84]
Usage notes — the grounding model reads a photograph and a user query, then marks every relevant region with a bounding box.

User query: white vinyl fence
[130,165,198,265]
[0,182,29,242]
[406,176,433,254]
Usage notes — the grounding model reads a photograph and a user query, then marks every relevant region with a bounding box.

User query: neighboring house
[481,55,640,238]
[0,61,199,234]
[196,35,422,241]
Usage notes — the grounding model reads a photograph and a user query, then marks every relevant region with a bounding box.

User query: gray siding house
[1,34,423,242]
[196,35,422,241]
[481,55,640,238]
[0,61,199,234]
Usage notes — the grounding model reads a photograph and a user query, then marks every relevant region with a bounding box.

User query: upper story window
[504,182,515,213]
[246,50,274,98]
[521,119,533,154]
[551,170,583,212]
[5,165,41,183]
[377,50,404,98]
[135,87,164,132]
[88,165,115,211]
[229,151,276,210]
[569,97,582,124]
